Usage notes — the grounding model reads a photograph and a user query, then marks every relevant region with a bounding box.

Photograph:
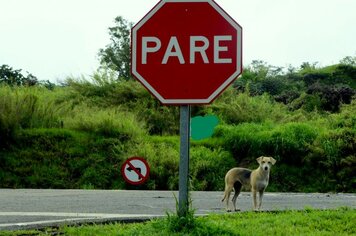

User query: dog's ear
[256,156,263,164]
[270,157,276,165]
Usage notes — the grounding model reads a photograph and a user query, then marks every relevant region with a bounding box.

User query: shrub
[329,100,356,129]
[306,128,356,192]
[289,92,323,112]
[216,122,319,166]
[306,83,355,112]
[190,146,235,191]
[260,76,286,95]
[270,122,319,165]
[214,123,274,162]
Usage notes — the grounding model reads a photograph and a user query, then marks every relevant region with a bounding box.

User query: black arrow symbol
[127,166,142,180]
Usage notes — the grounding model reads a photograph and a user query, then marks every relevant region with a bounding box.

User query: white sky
[1,0,355,82]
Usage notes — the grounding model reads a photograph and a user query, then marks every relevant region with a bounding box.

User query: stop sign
[131,0,242,104]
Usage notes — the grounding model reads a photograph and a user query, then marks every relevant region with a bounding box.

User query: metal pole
[178,105,191,217]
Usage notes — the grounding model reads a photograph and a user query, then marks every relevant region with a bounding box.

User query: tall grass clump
[210,88,326,126]
[0,85,68,146]
[66,71,150,108]
[66,75,180,135]
[65,70,118,101]
[63,104,146,141]
[211,89,289,124]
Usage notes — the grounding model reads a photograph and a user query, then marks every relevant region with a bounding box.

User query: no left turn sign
[121,157,150,185]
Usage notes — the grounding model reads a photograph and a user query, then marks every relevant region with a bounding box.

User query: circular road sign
[121,157,150,185]
[131,0,242,105]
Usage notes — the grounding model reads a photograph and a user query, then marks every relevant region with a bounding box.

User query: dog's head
[256,156,276,172]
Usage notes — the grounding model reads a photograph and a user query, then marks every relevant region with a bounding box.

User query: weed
[165,193,196,233]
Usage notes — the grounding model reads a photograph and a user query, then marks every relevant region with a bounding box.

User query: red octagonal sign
[132,0,242,104]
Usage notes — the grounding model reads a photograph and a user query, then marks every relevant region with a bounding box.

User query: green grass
[3,208,355,236]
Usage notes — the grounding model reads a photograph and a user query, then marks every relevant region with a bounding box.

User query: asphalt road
[0,189,355,231]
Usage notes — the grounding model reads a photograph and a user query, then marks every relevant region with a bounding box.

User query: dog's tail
[221,188,228,202]
[221,177,229,202]
[221,195,226,202]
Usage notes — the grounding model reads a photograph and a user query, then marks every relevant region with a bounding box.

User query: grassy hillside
[0,63,355,192]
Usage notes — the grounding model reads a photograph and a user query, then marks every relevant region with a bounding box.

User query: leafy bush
[306,83,355,112]
[289,92,323,112]
[260,76,287,95]
[306,128,356,192]
[329,99,356,129]
[331,64,356,88]
[190,147,235,191]
[270,122,319,165]
[214,123,274,161]
[215,122,319,165]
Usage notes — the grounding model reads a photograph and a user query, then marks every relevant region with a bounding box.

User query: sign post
[131,0,242,216]
[178,105,191,216]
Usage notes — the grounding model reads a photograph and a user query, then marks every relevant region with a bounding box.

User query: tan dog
[222,156,276,211]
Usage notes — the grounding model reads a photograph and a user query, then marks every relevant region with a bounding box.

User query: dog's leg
[232,181,242,211]
[252,189,258,211]
[258,190,264,210]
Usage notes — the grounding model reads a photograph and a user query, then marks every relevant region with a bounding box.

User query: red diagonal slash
[127,161,145,180]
